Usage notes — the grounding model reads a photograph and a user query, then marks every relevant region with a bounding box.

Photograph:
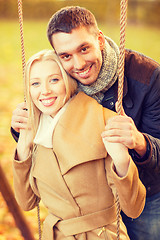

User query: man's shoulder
[124,49,160,85]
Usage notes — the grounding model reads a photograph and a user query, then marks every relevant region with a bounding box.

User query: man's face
[51,27,105,85]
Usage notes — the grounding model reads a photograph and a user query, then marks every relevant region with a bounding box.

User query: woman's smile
[40,97,57,107]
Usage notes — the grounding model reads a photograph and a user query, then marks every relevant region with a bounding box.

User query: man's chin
[79,79,96,86]
[70,74,96,85]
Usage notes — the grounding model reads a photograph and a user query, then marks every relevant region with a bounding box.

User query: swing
[17,1,128,239]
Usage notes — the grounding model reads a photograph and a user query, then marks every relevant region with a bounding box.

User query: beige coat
[13,92,146,240]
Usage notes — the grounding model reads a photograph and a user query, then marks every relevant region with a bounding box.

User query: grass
[0,19,159,239]
[101,23,160,63]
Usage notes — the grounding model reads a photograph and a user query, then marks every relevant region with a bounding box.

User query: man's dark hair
[47,6,98,48]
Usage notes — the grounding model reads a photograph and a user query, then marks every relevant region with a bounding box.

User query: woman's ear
[98,30,105,50]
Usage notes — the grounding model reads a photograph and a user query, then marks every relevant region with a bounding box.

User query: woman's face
[29,60,66,117]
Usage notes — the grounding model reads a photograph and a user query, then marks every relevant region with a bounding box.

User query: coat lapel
[53,92,108,175]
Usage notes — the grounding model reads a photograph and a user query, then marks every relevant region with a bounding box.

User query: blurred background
[0,0,160,239]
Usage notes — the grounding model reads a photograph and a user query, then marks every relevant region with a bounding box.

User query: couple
[12,6,160,240]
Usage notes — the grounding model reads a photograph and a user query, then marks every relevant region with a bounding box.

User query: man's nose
[73,55,86,70]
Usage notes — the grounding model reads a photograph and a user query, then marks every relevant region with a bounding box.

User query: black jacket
[101,49,160,197]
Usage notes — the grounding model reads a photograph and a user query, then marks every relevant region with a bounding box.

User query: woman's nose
[41,83,51,95]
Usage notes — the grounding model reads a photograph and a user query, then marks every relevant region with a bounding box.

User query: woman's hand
[17,126,33,161]
[102,131,130,177]
[11,102,29,133]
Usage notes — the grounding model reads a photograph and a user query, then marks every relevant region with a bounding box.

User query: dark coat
[101,49,160,197]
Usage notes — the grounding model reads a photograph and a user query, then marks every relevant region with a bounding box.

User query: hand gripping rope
[17,0,128,239]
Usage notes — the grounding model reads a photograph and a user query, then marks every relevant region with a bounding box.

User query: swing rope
[17,1,128,240]
[117,0,128,115]
[17,0,26,101]
[116,1,128,239]
[17,1,42,239]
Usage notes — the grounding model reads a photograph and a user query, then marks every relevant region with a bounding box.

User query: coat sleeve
[105,156,146,219]
[12,149,39,211]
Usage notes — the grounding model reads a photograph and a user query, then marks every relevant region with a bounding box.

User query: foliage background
[0,0,160,26]
[0,0,160,239]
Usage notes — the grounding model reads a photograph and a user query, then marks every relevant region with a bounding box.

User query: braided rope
[17,1,42,239]
[116,1,128,239]
[17,0,26,100]
[117,0,128,115]
[116,192,121,240]
[37,201,42,240]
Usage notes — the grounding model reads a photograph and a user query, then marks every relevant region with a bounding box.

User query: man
[11,6,160,240]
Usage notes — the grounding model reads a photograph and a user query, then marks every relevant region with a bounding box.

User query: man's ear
[98,30,105,50]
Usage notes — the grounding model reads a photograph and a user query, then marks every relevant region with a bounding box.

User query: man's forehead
[51,28,97,54]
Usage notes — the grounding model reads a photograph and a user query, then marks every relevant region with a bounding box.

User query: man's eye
[61,55,70,60]
[81,47,88,52]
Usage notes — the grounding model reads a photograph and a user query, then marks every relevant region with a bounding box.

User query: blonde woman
[13,49,146,240]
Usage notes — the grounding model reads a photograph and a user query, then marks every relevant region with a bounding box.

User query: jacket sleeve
[105,156,146,219]
[129,67,160,171]
[132,133,160,172]
[10,127,19,142]
[12,150,39,211]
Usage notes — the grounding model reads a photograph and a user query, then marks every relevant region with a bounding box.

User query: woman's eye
[31,82,40,86]
[50,78,59,83]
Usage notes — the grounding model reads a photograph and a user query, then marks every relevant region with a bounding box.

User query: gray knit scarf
[78,36,119,103]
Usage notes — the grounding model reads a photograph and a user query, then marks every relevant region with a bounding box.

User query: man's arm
[103,85,160,172]
[134,69,160,170]
[132,133,160,171]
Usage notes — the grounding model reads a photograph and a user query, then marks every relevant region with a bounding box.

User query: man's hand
[102,103,147,157]
[11,102,29,133]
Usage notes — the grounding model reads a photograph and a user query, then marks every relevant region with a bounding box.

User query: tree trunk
[0,164,35,240]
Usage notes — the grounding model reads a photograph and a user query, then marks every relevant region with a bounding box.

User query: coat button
[147,186,151,191]
[110,102,114,106]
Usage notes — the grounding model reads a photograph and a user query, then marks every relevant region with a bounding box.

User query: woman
[13,49,146,240]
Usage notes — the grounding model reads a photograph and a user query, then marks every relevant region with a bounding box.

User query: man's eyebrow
[57,43,89,57]
[77,43,89,50]
[57,52,68,57]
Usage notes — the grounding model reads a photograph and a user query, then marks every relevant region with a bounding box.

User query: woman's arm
[102,118,146,218]
[13,122,39,211]
[105,155,146,219]
[101,125,130,177]
[13,151,39,211]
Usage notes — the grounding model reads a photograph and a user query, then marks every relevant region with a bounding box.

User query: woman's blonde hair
[25,49,77,139]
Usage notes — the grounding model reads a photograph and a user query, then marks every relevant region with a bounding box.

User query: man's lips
[75,65,92,78]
